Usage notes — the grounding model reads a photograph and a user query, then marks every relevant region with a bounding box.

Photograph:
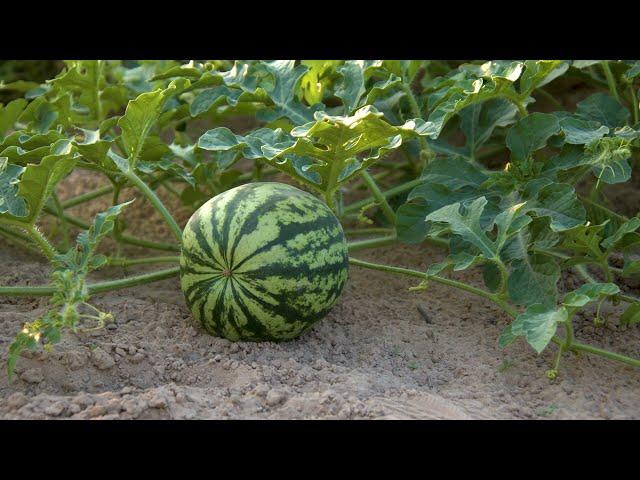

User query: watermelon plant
[1,59,639,379]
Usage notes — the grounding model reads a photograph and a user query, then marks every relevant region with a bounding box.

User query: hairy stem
[344,177,424,215]
[533,88,564,109]
[51,193,71,250]
[61,185,114,209]
[123,170,183,242]
[0,226,41,255]
[26,225,58,261]
[579,194,628,223]
[344,227,394,236]
[0,267,180,297]
[569,341,640,368]
[42,207,181,252]
[348,256,517,316]
[601,61,620,102]
[399,82,431,160]
[107,256,180,267]
[87,267,180,294]
[574,264,639,304]
[347,235,398,252]
[360,170,396,224]
[630,85,639,125]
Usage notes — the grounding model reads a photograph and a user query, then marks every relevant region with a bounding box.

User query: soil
[1,168,640,420]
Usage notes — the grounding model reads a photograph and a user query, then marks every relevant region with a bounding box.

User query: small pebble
[265,390,287,407]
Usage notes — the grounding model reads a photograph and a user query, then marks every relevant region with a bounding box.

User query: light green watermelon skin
[180,182,349,341]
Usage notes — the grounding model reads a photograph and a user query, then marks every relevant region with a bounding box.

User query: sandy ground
[1,171,639,420]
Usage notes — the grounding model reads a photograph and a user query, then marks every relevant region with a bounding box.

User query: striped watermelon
[180,182,349,341]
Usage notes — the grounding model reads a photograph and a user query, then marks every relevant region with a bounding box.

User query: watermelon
[180,182,349,341]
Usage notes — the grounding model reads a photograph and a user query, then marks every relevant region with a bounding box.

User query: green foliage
[7,202,131,377]
[1,59,640,379]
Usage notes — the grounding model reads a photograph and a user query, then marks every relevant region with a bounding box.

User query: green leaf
[622,259,640,278]
[256,60,320,126]
[620,303,640,327]
[498,324,517,348]
[576,93,630,129]
[427,252,481,276]
[459,98,518,158]
[583,135,632,184]
[483,262,502,292]
[17,96,58,133]
[425,197,527,260]
[117,82,180,170]
[0,145,51,165]
[48,60,111,122]
[519,60,568,94]
[425,197,496,258]
[336,61,366,114]
[506,113,560,162]
[623,61,640,80]
[366,74,403,105]
[204,105,425,194]
[561,222,607,259]
[190,86,241,117]
[56,201,134,272]
[72,128,113,169]
[0,98,28,137]
[396,157,500,244]
[299,60,341,106]
[527,183,586,231]
[421,60,525,139]
[601,217,640,251]
[562,283,619,308]
[560,117,609,145]
[508,253,560,308]
[572,60,602,69]
[418,155,489,189]
[511,304,568,354]
[0,153,75,226]
[396,199,432,244]
[0,158,27,216]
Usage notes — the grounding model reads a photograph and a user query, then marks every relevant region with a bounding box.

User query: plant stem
[87,267,180,294]
[601,61,620,102]
[0,267,180,297]
[61,185,113,209]
[569,341,640,368]
[347,235,398,252]
[360,170,396,224]
[344,227,394,236]
[349,257,639,368]
[629,85,639,125]
[107,256,180,267]
[26,225,58,261]
[533,88,564,110]
[348,256,517,316]
[579,195,628,223]
[118,235,181,252]
[564,317,575,348]
[123,169,183,242]
[0,226,41,255]
[552,344,564,373]
[399,82,431,160]
[51,193,71,250]
[344,177,424,215]
[42,207,181,252]
[574,264,640,304]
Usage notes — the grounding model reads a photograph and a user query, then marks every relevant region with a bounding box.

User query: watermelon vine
[1,60,639,379]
